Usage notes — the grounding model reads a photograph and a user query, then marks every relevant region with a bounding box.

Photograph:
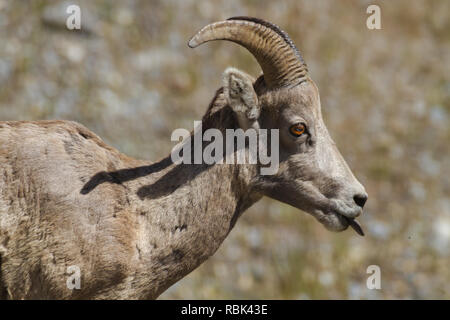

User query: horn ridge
[227,16,305,65]
[188,17,309,88]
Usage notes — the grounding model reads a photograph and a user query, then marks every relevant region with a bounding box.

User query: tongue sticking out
[344,217,365,236]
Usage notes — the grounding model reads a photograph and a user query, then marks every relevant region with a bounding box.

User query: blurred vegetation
[0,0,448,299]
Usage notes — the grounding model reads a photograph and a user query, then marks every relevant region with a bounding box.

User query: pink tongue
[346,218,365,236]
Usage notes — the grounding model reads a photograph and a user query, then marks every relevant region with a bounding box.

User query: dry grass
[0,0,448,299]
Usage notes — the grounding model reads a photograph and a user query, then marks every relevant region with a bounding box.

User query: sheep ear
[223,68,260,129]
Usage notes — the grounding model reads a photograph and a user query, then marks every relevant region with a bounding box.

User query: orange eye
[289,123,306,137]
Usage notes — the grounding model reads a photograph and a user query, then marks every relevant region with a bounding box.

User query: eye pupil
[290,124,305,136]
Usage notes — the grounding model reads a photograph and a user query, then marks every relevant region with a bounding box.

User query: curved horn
[188,16,308,88]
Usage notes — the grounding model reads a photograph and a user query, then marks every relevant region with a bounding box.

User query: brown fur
[0,87,262,299]
[0,68,366,300]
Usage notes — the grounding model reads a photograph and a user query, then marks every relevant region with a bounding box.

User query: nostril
[353,194,368,208]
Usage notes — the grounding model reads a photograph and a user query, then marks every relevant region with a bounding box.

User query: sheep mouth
[331,211,365,236]
[263,189,365,236]
[327,201,365,236]
[342,216,365,236]
[315,209,365,236]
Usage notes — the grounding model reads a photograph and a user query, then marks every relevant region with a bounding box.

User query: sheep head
[189,17,368,235]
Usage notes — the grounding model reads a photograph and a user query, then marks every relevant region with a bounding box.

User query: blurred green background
[0,0,448,299]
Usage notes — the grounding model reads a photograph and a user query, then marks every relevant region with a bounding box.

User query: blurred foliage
[0,0,448,299]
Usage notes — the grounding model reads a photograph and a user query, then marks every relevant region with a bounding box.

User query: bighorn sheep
[0,17,367,299]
